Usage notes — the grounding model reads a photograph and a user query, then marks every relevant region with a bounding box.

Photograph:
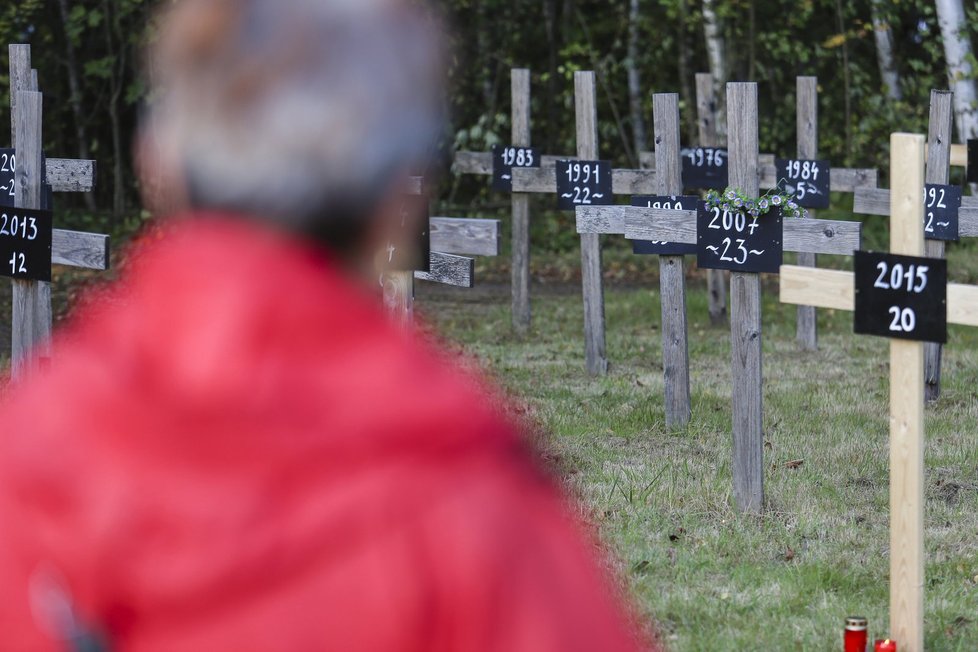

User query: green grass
[417,246,978,651]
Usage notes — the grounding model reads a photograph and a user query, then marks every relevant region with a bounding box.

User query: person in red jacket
[0,1,650,650]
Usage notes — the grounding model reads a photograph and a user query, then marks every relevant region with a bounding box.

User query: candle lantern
[874,639,897,652]
[844,616,868,652]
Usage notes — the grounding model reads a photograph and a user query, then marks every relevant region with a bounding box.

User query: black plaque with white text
[0,207,52,282]
[555,160,613,210]
[854,251,946,343]
[776,158,830,209]
[630,195,698,255]
[923,183,961,242]
[696,203,782,274]
[491,145,540,192]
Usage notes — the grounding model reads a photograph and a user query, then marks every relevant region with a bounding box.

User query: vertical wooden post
[695,73,727,326]
[511,69,532,334]
[575,71,607,376]
[795,77,818,350]
[383,271,414,328]
[888,133,926,652]
[9,45,50,378]
[727,83,763,513]
[653,93,691,427]
[12,90,47,378]
[923,90,953,402]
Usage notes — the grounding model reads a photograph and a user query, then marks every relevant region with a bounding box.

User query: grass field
[418,246,978,651]
[0,212,975,649]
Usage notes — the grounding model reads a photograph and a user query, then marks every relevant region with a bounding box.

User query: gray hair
[144,0,444,229]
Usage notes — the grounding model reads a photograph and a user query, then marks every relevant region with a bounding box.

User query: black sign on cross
[7,44,110,379]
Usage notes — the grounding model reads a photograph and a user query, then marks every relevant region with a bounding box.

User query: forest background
[1,0,976,247]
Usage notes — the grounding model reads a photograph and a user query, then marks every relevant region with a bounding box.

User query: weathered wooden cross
[453,69,568,333]
[6,44,109,378]
[853,90,978,402]
[780,132,978,652]
[510,70,657,376]
[579,83,862,510]
[382,178,500,325]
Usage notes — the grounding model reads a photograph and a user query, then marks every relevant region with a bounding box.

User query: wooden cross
[382,178,500,324]
[453,69,567,333]
[853,90,978,403]
[579,82,862,512]
[510,71,657,376]
[780,132,978,652]
[7,44,108,378]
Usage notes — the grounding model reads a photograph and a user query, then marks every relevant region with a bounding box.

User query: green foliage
[0,0,974,238]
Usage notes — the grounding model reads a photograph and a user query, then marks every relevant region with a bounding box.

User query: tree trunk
[102,0,127,218]
[626,0,648,154]
[677,0,696,144]
[702,0,726,139]
[870,0,901,101]
[56,0,97,212]
[834,0,853,163]
[542,0,559,153]
[935,0,978,143]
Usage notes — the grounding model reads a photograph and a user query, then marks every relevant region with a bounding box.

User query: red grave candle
[844,616,868,652]
[874,639,897,652]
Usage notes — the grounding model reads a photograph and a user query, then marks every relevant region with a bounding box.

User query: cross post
[576,71,607,376]
[696,73,728,326]
[382,178,499,324]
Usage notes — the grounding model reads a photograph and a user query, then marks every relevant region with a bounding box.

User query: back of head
[143,0,445,241]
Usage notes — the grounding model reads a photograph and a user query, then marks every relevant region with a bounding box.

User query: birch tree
[627,0,648,154]
[702,0,726,138]
[935,0,978,142]
[870,0,901,101]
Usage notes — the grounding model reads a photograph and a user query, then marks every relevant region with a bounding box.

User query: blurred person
[0,0,650,650]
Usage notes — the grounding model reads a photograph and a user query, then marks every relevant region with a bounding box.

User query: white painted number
[888,306,916,333]
[925,186,947,209]
[707,207,758,234]
[8,252,25,275]
[786,159,820,181]
[0,214,38,240]
[0,153,14,199]
[686,147,725,168]
[503,147,534,168]
[874,261,928,293]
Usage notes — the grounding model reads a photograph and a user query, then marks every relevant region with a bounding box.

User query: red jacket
[0,216,646,651]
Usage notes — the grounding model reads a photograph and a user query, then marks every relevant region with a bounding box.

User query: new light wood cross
[8,44,108,378]
[510,70,657,376]
[853,90,978,403]
[781,132,978,652]
[382,178,500,325]
[579,83,862,512]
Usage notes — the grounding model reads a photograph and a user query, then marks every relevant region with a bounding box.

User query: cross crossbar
[577,205,862,256]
